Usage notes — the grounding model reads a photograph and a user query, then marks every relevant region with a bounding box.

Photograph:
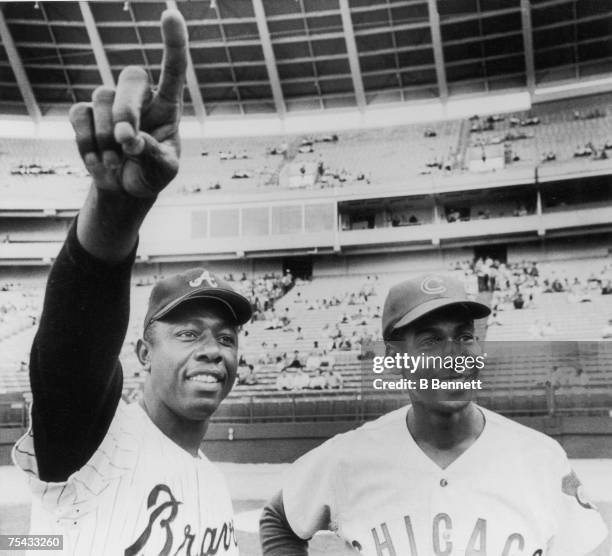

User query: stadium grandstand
[1,0,612,468]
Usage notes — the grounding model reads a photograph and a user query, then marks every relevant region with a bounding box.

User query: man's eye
[218,335,236,346]
[420,336,441,348]
[458,334,475,343]
[177,330,197,339]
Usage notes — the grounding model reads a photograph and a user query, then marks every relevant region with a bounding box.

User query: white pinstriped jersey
[13,401,239,556]
[282,405,608,556]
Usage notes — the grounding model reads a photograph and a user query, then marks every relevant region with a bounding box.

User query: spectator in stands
[570,367,588,388]
[487,311,502,326]
[276,369,294,391]
[274,355,286,373]
[324,369,343,390]
[295,326,304,340]
[308,369,327,390]
[280,307,293,331]
[513,292,525,309]
[309,341,323,356]
[306,349,322,372]
[243,365,259,386]
[318,350,335,370]
[236,361,251,385]
[447,208,461,223]
[338,337,352,351]
[288,350,304,369]
[264,309,283,330]
[549,366,564,390]
[257,342,272,365]
[329,323,343,340]
[514,203,528,217]
[292,368,310,390]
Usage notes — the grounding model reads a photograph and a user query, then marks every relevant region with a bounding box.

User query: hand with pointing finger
[69,9,187,199]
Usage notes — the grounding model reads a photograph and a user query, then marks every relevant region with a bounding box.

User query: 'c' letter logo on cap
[189,270,218,288]
[421,276,446,295]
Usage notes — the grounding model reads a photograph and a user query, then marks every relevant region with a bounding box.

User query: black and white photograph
[0,0,611,554]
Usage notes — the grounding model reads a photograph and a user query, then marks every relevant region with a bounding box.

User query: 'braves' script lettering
[125,484,237,556]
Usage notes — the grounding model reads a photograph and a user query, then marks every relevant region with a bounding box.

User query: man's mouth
[186,369,225,384]
[187,374,221,384]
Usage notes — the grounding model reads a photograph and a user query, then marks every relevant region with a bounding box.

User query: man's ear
[385,338,408,377]
[136,338,151,372]
[385,340,399,357]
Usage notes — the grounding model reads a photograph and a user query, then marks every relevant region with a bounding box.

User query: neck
[407,402,483,450]
[140,395,209,457]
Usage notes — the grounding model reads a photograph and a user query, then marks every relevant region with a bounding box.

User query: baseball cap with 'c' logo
[382,274,490,339]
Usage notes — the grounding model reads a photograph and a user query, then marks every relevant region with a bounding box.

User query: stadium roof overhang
[0,0,611,131]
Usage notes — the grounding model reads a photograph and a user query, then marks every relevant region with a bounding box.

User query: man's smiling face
[140,299,239,422]
[387,306,482,414]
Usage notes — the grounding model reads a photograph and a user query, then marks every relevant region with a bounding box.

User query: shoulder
[312,406,408,460]
[480,406,566,461]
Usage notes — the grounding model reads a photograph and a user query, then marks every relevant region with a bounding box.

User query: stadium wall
[131,259,282,281]
[3,417,612,465]
[204,417,612,462]
[507,234,612,263]
[2,232,611,285]
[313,248,473,277]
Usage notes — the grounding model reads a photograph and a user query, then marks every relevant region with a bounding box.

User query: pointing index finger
[157,9,188,103]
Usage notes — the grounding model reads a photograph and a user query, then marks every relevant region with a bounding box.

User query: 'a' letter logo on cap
[420,276,446,295]
[189,270,218,288]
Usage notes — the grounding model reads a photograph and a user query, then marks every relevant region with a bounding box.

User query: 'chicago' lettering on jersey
[369,515,543,556]
[125,484,238,556]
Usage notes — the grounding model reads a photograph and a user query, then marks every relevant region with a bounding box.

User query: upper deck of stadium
[0,0,611,122]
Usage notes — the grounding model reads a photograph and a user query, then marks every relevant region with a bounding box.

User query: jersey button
[440,478,448,487]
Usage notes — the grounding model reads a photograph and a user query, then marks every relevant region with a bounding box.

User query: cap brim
[151,288,252,326]
[391,298,491,334]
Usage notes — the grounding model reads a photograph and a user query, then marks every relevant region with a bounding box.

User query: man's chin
[412,394,474,414]
[182,396,226,421]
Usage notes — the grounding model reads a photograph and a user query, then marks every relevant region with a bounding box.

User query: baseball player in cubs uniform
[260,274,608,556]
[12,10,251,555]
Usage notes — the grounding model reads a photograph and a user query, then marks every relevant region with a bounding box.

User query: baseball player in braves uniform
[12,10,251,555]
[260,274,608,556]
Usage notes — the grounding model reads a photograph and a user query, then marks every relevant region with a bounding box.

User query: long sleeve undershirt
[259,491,309,556]
[29,218,136,482]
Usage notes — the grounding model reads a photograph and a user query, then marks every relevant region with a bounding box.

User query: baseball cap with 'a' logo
[382,274,490,339]
[143,268,252,330]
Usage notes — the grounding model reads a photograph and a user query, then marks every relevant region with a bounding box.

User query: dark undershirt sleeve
[29,217,137,482]
[260,491,309,556]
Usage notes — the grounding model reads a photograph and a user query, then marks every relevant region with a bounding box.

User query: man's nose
[441,337,465,357]
[194,335,222,362]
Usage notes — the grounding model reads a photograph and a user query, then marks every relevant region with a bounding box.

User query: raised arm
[28,10,188,482]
